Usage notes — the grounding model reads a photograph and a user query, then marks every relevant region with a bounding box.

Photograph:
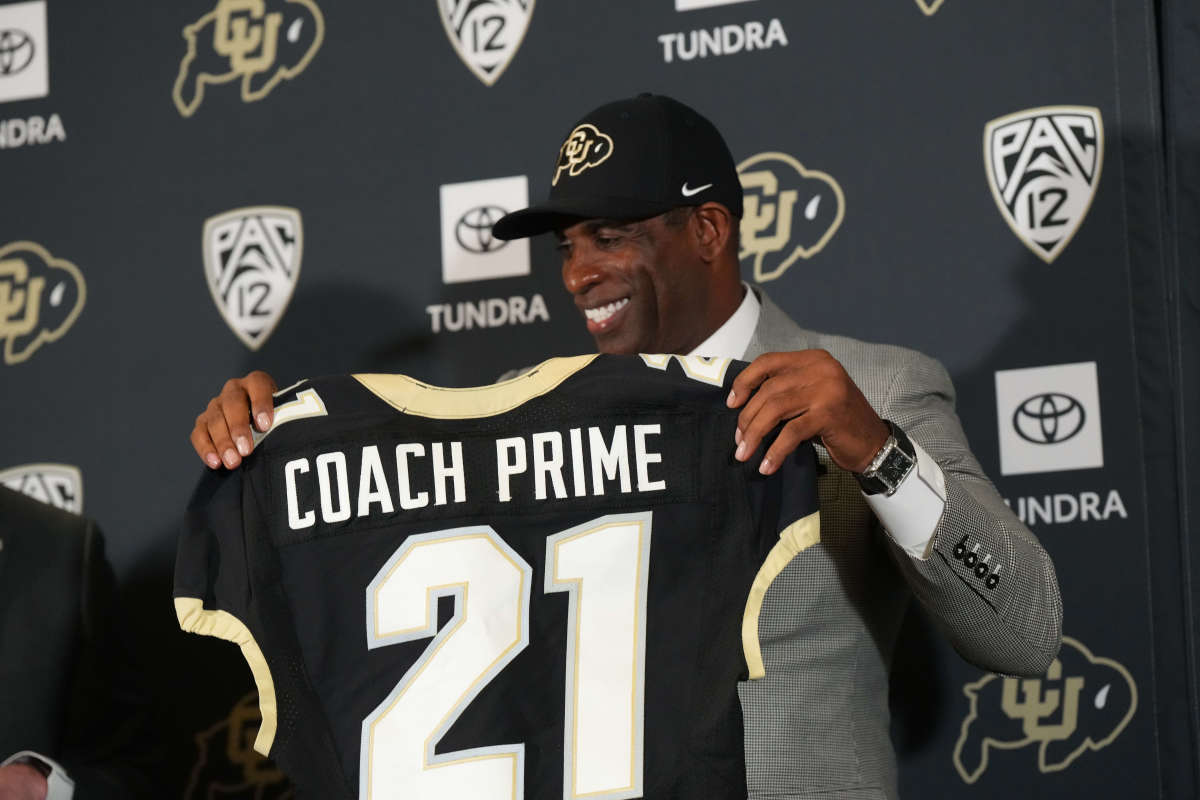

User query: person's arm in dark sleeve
[52,521,167,799]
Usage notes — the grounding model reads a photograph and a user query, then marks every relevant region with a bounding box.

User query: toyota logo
[455,205,509,254]
[0,29,35,77]
[1012,393,1086,444]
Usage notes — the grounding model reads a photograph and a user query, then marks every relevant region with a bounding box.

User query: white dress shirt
[689,284,946,559]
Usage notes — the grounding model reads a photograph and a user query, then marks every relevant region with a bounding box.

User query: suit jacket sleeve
[880,349,1062,677]
[56,521,167,799]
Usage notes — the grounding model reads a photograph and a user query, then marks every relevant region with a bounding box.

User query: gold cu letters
[553,124,614,186]
[214,0,283,75]
[0,259,44,342]
[1000,660,1085,741]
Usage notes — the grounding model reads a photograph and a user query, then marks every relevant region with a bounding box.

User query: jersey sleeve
[741,440,821,680]
[173,467,280,757]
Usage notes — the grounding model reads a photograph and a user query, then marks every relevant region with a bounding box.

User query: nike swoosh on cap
[681,182,713,197]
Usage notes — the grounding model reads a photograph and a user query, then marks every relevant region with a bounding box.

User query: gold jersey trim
[353,355,598,420]
[742,511,821,680]
[175,597,278,755]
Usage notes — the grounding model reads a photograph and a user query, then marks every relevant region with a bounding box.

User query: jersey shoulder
[561,354,747,406]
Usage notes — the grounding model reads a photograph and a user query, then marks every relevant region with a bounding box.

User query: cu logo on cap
[455,206,510,254]
[1013,393,1086,444]
[553,123,614,186]
[0,29,35,76]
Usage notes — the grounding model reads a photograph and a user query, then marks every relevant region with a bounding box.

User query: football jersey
[175,353,820,800]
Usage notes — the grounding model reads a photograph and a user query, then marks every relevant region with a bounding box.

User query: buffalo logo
[737,151,845,283]
[914,0,945,14]
[0,463,83,513]
[553,123,614,186]
[456,205,509,254]
[1013,392,1085,445]
[184,692,293,800]
[0,241,86,365]
[0,29,34,76]
[954,636,1137,783]
[173,0,324,118]
[438,0,535,87]
[203,206,302,350]
[984,106,1103,263]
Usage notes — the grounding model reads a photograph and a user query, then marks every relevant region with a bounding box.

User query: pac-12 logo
[737,151,845,283]
[203,207,303,350]
[0,241,85,365]
[954,636,1136,783]
[173,0,325,118]
[0,463,83,513]
[984,106,1103,263]
[438,0,535,86]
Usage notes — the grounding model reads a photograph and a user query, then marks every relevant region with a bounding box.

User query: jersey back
[174,353,821,800]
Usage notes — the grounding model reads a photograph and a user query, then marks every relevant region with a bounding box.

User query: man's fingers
[206,400,242,469]
[760,416,820,475]
[736,392,810,463]
[735,373,807,442]
[219,381,256,458]
[727,350,827,408]
[727,352,784,408]
[190,420,222,469]
[245,371,279,431]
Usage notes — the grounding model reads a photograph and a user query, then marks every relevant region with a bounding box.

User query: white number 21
[361,512,652,800]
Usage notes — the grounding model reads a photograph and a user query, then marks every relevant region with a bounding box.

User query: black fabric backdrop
[1,0,1196,796]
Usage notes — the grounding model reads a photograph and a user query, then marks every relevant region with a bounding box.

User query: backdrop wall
[2,0,1195,796]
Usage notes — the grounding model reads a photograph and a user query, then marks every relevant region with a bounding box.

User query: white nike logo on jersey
[680,182,713,197]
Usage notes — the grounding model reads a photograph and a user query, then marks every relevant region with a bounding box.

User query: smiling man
[189,94,1061,800]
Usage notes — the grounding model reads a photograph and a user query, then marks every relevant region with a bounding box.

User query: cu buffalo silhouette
[173,0,324,118]
[954,636,1137,783]
[185,692,294,800]
[0,240,85,365]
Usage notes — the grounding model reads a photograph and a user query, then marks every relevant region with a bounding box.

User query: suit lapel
[745,287,819,359]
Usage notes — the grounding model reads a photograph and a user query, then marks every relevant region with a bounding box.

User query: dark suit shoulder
[0,485,90,565]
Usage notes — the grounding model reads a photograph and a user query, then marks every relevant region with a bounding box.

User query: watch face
[878,449,914,488]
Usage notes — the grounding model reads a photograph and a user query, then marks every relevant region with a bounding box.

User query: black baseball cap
[492,93,743,240]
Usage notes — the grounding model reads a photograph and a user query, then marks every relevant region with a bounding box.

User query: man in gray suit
[190,94,1061,800]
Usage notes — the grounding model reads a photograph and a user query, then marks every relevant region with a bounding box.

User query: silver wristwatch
[854,420,917,497]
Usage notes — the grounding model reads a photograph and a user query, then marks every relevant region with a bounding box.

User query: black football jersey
[175,353,820,799]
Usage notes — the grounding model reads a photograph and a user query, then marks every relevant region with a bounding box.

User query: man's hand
[727,350,890,476]
[190,371,279,469]
[0,764,48,800]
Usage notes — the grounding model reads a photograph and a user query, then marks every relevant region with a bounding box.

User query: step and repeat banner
[1,0,1177,796]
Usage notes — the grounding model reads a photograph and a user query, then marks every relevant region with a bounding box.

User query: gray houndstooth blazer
[500,289,1062,799]
[739,289,1061,799]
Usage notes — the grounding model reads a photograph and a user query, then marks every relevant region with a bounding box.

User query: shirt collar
[688,283,761,360]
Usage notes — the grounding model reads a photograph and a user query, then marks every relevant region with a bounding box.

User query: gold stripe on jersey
[175,597,278,755]
[741,511,821,680]
[354,355,598,419]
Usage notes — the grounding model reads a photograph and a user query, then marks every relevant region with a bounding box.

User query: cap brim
[492,196,680,240]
